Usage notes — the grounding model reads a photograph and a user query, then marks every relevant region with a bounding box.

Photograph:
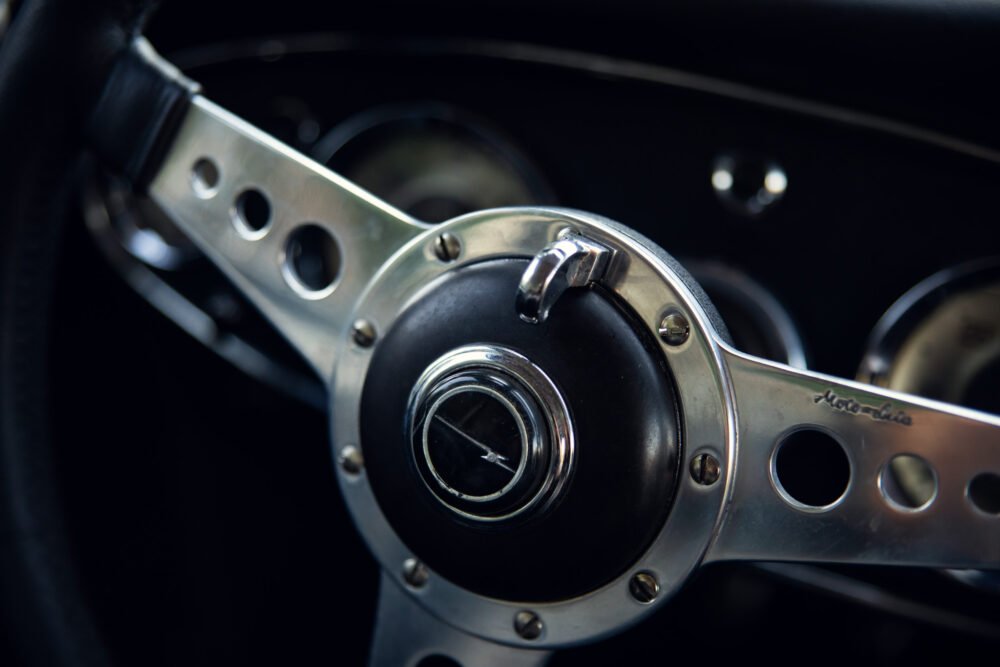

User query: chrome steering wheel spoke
[708,346,1000,568]
[370,572,552,667]
[148,96,428,380]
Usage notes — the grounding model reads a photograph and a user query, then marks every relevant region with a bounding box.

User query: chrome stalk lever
[515,230,613,324]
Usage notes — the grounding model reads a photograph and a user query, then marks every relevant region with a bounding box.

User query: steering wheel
[2,1,999,665]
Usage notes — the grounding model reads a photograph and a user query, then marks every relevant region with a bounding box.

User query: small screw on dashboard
[658,310,690,346]
[514,610,544,640]
[690,453,721,486]
[433,232,462,262]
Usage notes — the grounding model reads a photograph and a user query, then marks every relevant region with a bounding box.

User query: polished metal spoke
[369,573,552,667]
[148,96,427,380]
[707,345,1000,568]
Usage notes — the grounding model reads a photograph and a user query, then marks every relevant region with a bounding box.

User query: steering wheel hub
[321,208,735,645]
[407,345,574,523]
[359,256,681,602]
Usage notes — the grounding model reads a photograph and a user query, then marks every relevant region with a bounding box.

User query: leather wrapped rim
[0,1,156,663]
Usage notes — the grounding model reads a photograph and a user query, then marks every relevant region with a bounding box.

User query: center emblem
[407,345,574,522]
[422,385,527,500]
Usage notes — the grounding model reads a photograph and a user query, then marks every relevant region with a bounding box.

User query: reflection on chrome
[684,259,807,368]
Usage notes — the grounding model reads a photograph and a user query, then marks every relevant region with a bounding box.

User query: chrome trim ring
[407,344,575,522]
[421,383,532,503]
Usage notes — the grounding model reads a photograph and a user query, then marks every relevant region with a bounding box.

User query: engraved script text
[813,388,913,426]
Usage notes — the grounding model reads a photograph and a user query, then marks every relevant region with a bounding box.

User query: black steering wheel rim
[0,1,157,662]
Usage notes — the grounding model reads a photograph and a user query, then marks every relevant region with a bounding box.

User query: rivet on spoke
[339,445,364,476]
[658,310,690,346]
[690,453,721,486]
[433,232,462,262]
[629,571,660,604]
[514,610,543,640]
[351,319,377,348]
[403,558,429,589]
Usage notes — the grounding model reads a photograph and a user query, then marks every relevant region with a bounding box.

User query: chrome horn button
[407,345,574,522]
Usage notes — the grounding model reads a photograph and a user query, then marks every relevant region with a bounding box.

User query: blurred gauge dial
[859,258,1000,591]
[860,258,1000,414]
[312,103,555,222]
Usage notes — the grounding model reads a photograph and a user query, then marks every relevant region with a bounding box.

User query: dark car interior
[1,1,999,665]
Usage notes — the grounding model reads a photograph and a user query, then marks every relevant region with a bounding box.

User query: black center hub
[360,258,680,602]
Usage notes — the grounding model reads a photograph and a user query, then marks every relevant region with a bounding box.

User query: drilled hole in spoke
[772,429,850,510]
[417,657,461,667]
[282,224,342,298]
[233,188,272,238]
[968,473,1000,516]
[190,157,220,198]
[879,454,937,511]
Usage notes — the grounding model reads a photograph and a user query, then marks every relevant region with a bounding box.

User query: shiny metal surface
[684,259,807,369]
[331,207,732,648]
[433,231,462,262]
[370,573,551,667]
[515,230,612,324]
[402,558,430,589]
[148,96,428,380]
[858,257,1000,588]
[514,611,544,641]
[83,171,326,409]
[707,346,1000,567]
[407,345,574,522]
[657,310,690,346]
[628,572,659,604]
[143,85,1000,661]
[689,452,721,486]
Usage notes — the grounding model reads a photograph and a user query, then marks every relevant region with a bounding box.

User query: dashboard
[11,1,1000,664]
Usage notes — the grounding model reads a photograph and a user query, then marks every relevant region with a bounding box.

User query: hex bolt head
[514,610,543,640]
[339,445,364,475]
[629,571,660,604]
[402,558,429,589]
[433,232,462,262]
[658,310,690,345]
[690,452,721,486]
[351,319,377,348]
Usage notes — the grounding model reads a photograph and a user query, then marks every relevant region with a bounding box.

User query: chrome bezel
[330,207,735,648]
[407,344,574,521]
[421,384,532,504]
